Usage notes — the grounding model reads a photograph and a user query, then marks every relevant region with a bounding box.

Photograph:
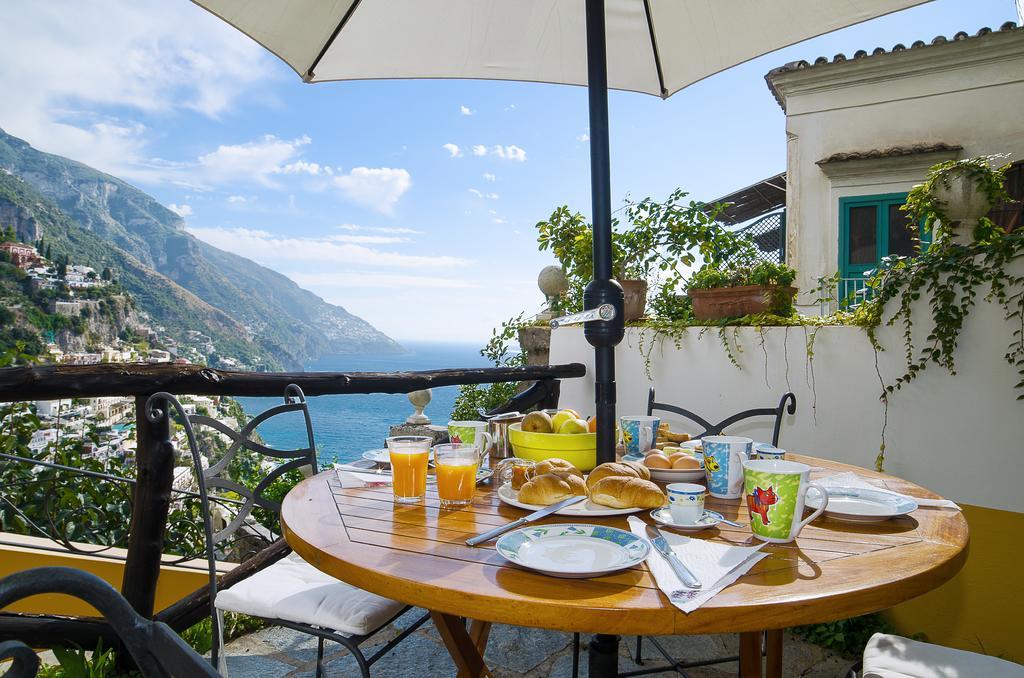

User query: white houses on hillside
[758,22,1024,312]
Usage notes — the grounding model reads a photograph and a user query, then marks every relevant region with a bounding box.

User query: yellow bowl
[507,422,598,471]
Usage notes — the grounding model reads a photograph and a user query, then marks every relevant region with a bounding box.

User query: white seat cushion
[215,553,406,636]
[863,633,1024,678]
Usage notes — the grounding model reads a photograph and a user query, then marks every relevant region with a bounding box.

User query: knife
[465,495,585,546]
[645,524,702,589]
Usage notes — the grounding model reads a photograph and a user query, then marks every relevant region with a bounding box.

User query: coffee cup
[447,421,493,461]
[742,459,828,543]
[666,482,706,524]
[754,444,786,461]
[620,415,660,456]
[702,436,752,499]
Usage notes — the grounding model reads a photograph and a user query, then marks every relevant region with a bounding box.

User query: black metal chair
[0,566,218,678]
[647,387,797,447]
[147,386,429,678]
[622,386,797,673]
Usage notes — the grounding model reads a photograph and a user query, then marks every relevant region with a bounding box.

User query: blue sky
[1,0,1018,343]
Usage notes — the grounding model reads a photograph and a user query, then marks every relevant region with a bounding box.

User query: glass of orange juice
[386,436,432,504]
[433,443,479,509]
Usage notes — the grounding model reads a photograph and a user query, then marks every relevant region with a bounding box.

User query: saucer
[649,508,719,532]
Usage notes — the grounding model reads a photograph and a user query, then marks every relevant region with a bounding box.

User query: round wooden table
[281,454,968,678]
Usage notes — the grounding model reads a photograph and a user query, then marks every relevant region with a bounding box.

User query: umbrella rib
[642,0,668,98]
[305,0,365,81]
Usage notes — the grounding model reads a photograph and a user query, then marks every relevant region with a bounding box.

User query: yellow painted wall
[885,503,1023,664]
[0,536,228,618]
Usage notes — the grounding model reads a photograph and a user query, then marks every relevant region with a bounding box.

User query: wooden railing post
[120,395,175,618]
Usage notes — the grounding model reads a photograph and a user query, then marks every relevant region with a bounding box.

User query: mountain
[0,127,402,369]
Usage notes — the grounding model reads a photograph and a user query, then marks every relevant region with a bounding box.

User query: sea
[236,342,489,466]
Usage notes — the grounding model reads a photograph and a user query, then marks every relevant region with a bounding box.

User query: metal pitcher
[485,411,524,462]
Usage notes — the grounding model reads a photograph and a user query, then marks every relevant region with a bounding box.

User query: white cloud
[471,144,526,161]
[468,188,484,198]
[492,145,527,162]
[504,104,516,112]
[327,234,410,245]
[187,227,465,268]
[227,195,249,204]
[291,271,479,290]
[483,173,496,182]
[460,105,474,116]
[277,160,322,175]
[167,203,192,218]
[493,217,508,224]
[0,1,274,180]
[337,224,423,235]
[577,132,590,142]
[486,192,499,200]
[195,134,312,188]
[442,143,462,158]
[332,167,412,214]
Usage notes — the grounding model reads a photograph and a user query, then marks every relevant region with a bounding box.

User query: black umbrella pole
[585,0,624,468]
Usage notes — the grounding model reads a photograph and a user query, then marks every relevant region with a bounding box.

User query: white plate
[495,523,650,578]
[649,508,719,532]
[497,483,647,517]
[806,487,918,523]
[362,448,433,465]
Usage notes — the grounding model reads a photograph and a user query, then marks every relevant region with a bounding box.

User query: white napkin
[335,468,392,488]
[818,472,960,510]
[627,516,768,614]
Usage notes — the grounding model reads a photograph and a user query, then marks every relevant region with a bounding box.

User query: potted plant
[904,155,1010,245]
[535,207,653,321]
[536,191,759,323]
[687,261,798,320]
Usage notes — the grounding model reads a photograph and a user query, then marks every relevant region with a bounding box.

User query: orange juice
[389,450,429,501]
[436,461,478,506]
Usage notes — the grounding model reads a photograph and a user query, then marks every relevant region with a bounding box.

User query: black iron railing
[0,361,585,649]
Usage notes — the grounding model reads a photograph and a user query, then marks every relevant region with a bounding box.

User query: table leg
[468,620,492,654]
[588,633,618,678]
[765,629,783,678]
[739,631,763,678]
[430,611,491,678]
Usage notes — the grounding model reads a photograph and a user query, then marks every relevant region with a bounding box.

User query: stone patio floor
[222,610,857,677]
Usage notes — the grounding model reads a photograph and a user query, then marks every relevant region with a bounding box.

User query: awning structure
[709,172,787,226]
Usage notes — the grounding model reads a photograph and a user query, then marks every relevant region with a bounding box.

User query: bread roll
[589,477,666,509]
[535,458,582,478]
[671,455,701,470]
[585,462,644,490]
[518,472,587,505]
[643,453,671,469]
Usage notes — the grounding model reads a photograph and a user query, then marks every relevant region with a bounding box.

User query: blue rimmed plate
[806,487,918,522]
[495,523,650,578]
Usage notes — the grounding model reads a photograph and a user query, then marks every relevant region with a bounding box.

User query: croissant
[518,472,588,505]
[620,460,651,481]
[589,477,666,509]
[586,462,646,490]
[535,458,583,478]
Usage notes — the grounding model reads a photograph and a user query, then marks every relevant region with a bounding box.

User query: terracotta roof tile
[816,143,963,166]
[765,22,1021,109]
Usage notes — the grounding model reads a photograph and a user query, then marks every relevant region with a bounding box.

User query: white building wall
[769,29,1024,311]
[550,262,1024,513]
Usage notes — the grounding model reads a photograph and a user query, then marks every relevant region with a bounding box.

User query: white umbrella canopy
[191,0,930,485]
[193,0,929,96]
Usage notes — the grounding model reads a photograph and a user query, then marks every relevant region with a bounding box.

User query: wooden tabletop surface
[281,454,968,636]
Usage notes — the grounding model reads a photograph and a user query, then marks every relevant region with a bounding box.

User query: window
[839,193,929,282]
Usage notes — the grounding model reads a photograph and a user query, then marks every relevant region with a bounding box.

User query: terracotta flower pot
[688,285,797,320]
[617,279,648,321]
